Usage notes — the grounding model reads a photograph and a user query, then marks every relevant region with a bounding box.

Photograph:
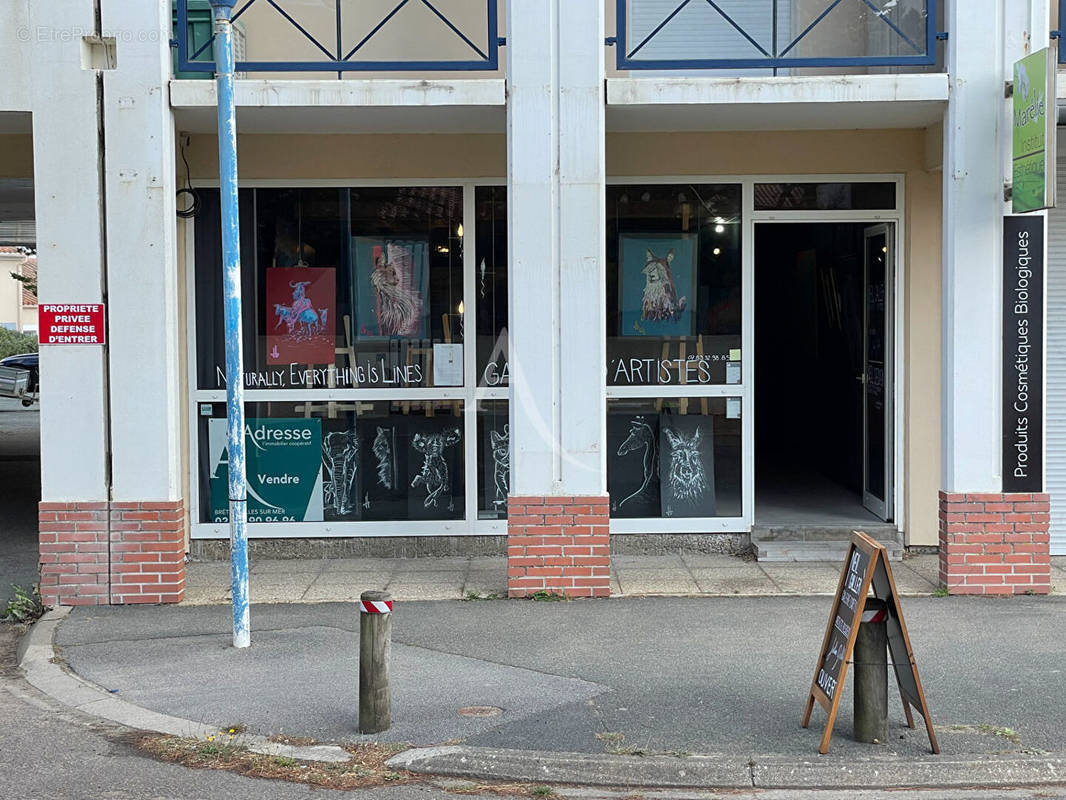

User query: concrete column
[505,0,608,598]
[100,0,182,504]
[98,0,186,604]
[938,0,1052,596]
[29,0,109,503]
[506,0,606,496]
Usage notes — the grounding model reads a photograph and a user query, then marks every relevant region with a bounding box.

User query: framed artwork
[265,267,336,365]
[619,233,698,337]
[659,414,716,518]
[607,412,661,518]
[352,237,430,339]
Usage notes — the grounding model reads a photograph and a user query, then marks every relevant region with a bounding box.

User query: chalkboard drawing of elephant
[411,428,461,509]
[322,430,359,516]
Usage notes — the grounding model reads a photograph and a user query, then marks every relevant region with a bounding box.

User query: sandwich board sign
[802,531,939,755]
[1012,47,1056,213]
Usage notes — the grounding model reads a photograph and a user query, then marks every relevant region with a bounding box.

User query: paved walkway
[34,594,1066,791]
[183,553,1066,604]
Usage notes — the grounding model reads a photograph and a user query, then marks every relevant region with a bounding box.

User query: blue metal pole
[209,0,250,649]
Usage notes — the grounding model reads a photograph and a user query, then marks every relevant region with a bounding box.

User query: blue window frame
[174,0,500,74]
[613,0,941,71]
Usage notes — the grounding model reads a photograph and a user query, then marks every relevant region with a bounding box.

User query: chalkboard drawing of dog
[664,426,708,504]
[491,425,510,506]
[411,428,462,509]
[641,248,686,323]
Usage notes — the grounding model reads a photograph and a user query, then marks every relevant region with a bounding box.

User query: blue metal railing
[175,0,500,74]
[613,0,941,71]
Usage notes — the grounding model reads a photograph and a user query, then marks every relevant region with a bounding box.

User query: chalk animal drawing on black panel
[411,428,461,510]
[322,430,359,516]
[616,416,657,510]
[491,425,510,506]
[373,427,395,490]
[663,427,708,504]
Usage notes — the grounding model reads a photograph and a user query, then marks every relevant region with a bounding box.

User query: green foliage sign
[1012,49,1055,214]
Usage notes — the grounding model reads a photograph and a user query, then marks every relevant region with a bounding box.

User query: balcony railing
[613,0,941,71]
[174,0,500,75]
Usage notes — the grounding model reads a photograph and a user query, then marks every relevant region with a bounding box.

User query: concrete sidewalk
[32,592,1066,790]
[181,552,1021,604]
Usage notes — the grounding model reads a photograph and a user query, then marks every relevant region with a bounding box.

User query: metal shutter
[1047,130,1066,555]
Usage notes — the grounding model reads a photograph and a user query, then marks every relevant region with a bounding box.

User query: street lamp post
[208,0,250,649]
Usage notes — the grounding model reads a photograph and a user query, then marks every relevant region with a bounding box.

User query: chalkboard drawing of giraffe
[617,416,657,509]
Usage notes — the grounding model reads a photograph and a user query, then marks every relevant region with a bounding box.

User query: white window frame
[185,179,508,540]
[605,173,906,536]
[184,174,906,539]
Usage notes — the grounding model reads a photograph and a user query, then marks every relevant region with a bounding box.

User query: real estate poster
[265,267,336,365]
[208,418,325,523]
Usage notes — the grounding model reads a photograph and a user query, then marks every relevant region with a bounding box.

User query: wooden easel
[297,313,364,420]
[802,531,939,755]
[655,335,709,416]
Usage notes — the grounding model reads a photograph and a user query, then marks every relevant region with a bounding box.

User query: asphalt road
[0,397,40,609]
[57,595,1066,760]
[5,622,1066,800]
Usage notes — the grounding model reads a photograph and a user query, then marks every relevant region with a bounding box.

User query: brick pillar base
[507,496,610,598]
[938,492,1051,595]
[39,500,186,606]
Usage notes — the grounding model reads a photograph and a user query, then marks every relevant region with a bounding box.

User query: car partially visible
[0,352,38,394]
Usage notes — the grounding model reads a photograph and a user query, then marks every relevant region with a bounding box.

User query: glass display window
[607,184,742,388]
[607,397,742,520]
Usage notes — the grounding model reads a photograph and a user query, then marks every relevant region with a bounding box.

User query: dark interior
[755,223,869,507]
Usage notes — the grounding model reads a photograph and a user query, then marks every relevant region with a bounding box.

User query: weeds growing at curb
[132,735,418,790]
[528,590,567,602]
[932,586,950,598]
[464,591,501,601]
[2,584,47,624]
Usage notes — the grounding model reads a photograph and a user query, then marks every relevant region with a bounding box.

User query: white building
[0,0,1055,605]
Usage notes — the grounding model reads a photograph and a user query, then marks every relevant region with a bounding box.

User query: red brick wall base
[938,492,1050,595]
[39,500,186,606]
[507,496,610,599]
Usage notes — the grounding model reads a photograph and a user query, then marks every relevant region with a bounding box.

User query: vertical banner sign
[1003,216,1044,492]
[1012,48,1056,214]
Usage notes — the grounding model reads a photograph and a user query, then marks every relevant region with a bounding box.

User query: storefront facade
[1,0,1053,604]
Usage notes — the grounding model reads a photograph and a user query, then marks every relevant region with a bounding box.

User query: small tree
[10,271,36,297]
[0,327,37,359]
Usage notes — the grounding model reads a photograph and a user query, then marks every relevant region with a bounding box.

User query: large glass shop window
[475,186,508,388]
[606,185,742,388]
[607,398,742,519]
[197,401,465,523]
[195,187,465,390]
[606,184,743,521]
[193,187,474,525]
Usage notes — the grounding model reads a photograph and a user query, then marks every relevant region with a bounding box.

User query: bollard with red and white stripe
[854,598,888,743]
[359,590,392,733]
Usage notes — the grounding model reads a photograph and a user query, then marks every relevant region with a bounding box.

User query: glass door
[862,224,893,520]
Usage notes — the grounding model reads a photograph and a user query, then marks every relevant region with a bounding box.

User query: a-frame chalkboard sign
[802,531,939,755]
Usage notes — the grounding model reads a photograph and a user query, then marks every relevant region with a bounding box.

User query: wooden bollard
[359,590,392,734]
[853,598,888,744]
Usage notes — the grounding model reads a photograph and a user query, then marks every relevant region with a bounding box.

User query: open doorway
[754,222,894,527]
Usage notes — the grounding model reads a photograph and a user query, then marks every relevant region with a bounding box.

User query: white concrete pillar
[99,0,182,502]
[29,0,110,502]
[940,0,1050,493]
[506,0,606,496]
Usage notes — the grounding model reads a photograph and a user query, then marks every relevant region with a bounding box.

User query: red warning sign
[39,304,106,345]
